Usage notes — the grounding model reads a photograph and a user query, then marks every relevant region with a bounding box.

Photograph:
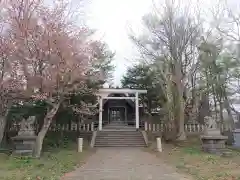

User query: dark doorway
[109,107,126,123]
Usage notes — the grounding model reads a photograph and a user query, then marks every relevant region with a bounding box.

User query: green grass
[148,138,240,180]
[0,143,93,180]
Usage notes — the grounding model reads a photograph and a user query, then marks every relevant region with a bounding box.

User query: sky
[86,0,238,86]
[86,0,153,86]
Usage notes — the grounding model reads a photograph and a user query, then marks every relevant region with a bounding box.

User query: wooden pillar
[135,92,139,129]
[99,97,103,130]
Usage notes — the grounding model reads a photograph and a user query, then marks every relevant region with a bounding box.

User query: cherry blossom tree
[1,0,107,156]
[0,1,27,145]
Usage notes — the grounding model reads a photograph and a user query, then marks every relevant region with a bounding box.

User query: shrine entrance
[109,107,126,123]
[97,88,147,130]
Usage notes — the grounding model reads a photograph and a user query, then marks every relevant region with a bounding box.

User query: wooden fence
[10,122,97,132]
[143,121,233,133]
[9,121,234,133]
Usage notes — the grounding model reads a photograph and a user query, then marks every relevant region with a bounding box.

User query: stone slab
[12,135,37,141]
[233,129,240,147]
[12,150,34,156]
[200,135,228,140]
[233,129,240,133]
[11,135,37,157]
[14,144,34,150]
[204,129,221,136]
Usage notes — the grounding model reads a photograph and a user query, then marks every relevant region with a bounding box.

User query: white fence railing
[10,122,96,132]
[9,121,234,133]
[49,122,96,132]
[143,121,233,133]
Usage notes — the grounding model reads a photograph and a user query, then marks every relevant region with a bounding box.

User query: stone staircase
[94,121,146,147]
[103,121,135,131]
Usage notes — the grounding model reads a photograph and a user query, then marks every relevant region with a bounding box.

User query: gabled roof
[102,93,135,107]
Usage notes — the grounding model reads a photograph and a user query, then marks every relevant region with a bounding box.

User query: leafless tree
[131,1,201,140]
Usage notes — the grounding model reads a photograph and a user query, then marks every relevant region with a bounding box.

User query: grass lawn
[149,137,240,180]
[0,143,93,180]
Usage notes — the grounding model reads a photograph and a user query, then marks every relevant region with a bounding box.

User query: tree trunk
[163,75,178,141]
[224,97,235,130]
[213,94,218,120]
[0,116,7,146]
[33,102,61,158]
[177,95,186,141]
[34,131,45,158]
[175,76,186,141]
[219,101,224,125]
[197,93,210,124]
[77,118,80,138]
[221,96,235,145]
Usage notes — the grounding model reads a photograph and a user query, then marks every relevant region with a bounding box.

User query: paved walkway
[63,148,190,180]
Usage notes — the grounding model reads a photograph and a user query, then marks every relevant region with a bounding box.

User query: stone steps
[97,135,143,137]
[95,140,144,145]
[103,125,136,129]
[102,121,135,130]
[97,132,141,135]
[95,138,144,142]
[103,125,134,129]
[94,130,146,147]
[95,144,146,147]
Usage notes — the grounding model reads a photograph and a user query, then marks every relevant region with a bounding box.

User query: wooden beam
[102,97,136,100]
[99,88,147,94]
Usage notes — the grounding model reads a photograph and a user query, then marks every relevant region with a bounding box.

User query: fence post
[144,121,147,131]
[72,123,77,131]
[197,124,200,132]
[153,124,156,131]
[148,123,151,131]
[193,124,196,132]
[91,122,94,131]
[156,137,162,152]
[78,138,83,152]
[160,123,163,132]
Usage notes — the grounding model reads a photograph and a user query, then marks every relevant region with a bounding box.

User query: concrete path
[63,148,190,180]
